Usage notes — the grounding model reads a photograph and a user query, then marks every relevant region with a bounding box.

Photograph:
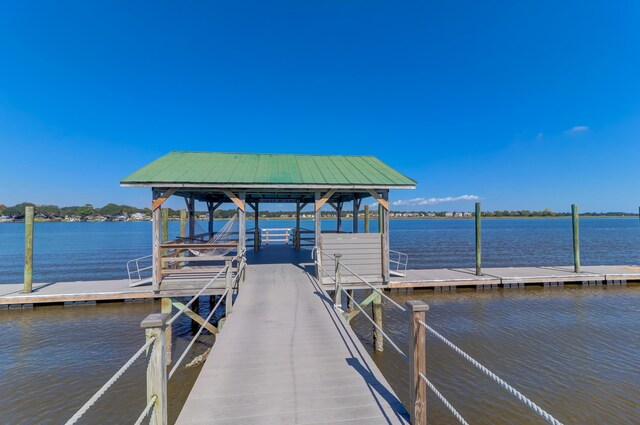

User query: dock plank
[175,256,409,424]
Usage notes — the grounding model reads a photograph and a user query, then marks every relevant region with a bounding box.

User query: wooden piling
[372,292,383,352]
[475,202,482,276]
[23,205,34,293]
[378,203,383,234]
[572,204,580,273]
[364,205,370,233]
[161,298,173,365]
[346,289,354,312]
[179,209,187,238]
[161,208,169,243]
[141,313,169,425]
[407,300,429,425]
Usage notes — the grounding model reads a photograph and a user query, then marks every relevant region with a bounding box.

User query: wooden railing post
[24,205,34,293]
[225,260,233,317]
[406,300,429,425]
[334,254,342,309]
[141,313,169,425]
[572,204,580,273]
[372,292,383,352]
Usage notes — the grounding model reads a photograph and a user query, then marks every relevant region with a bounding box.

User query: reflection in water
[350,284,640,424]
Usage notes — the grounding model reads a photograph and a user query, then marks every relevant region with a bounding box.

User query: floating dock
[2,264,638,308]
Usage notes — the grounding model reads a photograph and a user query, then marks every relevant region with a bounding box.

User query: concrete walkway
[175,247,409,424]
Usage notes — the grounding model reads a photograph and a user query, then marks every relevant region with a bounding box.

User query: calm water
[1,218,639,424]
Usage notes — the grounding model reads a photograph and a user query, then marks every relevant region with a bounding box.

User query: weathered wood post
[475,202,482,276]
[315,191,322,280]
[572,204,580,273]
[407,300,429,425]
[141,313,169,425]
[152,190,162,291]
[336,201,343,233]
[352,197,360,233]
[372,292,383,352]
[23,205,34,293]
[179,209,187,238]
[364,205,370,233]
[161,208,169,243]
[378,203,383,234]
[295,201,301,249]
[334,254,342,310]
[161,298,173,365]
[225,259,233,317]
[254,202,260,251]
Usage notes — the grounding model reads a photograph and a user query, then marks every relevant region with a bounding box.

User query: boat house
[121,151,416,293]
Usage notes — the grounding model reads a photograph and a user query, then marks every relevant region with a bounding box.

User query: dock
[2,264,638,308]
[176,247,409,424]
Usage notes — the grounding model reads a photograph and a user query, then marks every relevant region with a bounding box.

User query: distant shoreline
[1,215,638,223]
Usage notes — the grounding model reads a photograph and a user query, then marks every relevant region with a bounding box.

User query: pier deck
[175,247,410,424]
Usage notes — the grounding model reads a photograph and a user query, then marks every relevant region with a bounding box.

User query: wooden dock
[175,247,409,424]
[2,263,638,308]
[388,265,640,289]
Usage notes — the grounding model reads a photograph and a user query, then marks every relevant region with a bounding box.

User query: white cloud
[392,194,480,206]
[563,125,589,136]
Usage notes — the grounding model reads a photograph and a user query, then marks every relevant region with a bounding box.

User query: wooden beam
[367,189,389,211]
[222,189,245,211]
[315,189,337,212]
[344,290,379,321]
[151,188,177,211]
[171,301,219,334]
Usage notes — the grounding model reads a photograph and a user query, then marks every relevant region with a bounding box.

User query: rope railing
[418,320,563,425]
[133,395,157,425]
[64,336,157,425]
[166,265,229,326]
[168,287,229,379]
[419,373,469,425]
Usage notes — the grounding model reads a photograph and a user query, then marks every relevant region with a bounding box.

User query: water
[1,218,639,424]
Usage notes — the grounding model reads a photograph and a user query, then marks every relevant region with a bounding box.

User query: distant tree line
[0,203,637,219]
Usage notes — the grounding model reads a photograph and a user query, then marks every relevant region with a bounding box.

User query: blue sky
[1,1,639,212]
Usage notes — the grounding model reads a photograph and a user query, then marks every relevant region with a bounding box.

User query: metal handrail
[126,254,153,287]
[389,249,409,276]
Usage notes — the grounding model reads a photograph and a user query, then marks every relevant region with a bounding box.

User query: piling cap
[405,300,429,312]
[141,313,170,328]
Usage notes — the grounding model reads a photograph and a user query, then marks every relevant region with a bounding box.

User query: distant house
[444,212,453,217]
[130,212,149,221]
[0,215,12,222]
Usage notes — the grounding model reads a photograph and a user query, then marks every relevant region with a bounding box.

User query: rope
[167,265,228,326]
[65,336,156,425]
[418,321,563,425]
[340,287,408,362]
[320,250,407,313]
[169,288,228,379]
[133,395,157,425]
[419,373,470,425]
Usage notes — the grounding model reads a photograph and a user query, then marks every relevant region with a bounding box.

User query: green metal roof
[121,151,416,188]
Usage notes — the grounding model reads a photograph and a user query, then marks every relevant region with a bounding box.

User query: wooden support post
[141,313,169,425]
[23,205,34,293]
[352,197,360,233]
[334,254,342,309]
[179,209,187,238]
[295,201,301,249]
[407,300,429,425]
[315,191,322,279]
[161,298,173,365]
[225,260,233,317]
[381,191,390,282]
[336,201,343,233]
[152,190,162,291]
[254,202,259,251]
[572,204,580,273]
[188,196,195,239]
[475,202,482,276]
[207,202,214,237]
[378,203,383,234]
[364,205,370,233]
[161,208,169,243]
[238,192,246,252]
[372,292,383,352]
